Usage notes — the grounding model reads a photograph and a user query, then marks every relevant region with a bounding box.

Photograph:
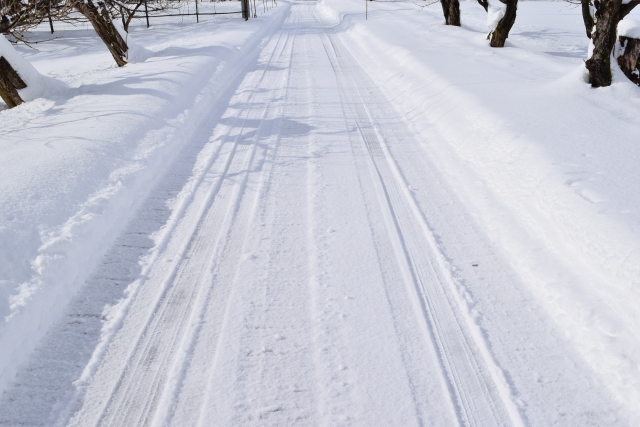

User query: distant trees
[0,0,63,106]
[1,0,136,67]
[437,0,639,88]
[436,0,518,47]
[1,0,68,40]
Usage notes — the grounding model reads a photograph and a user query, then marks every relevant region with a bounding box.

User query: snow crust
[0,36,65,102]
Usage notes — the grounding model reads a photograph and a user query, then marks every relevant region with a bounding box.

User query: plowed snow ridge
[0,1,637,426]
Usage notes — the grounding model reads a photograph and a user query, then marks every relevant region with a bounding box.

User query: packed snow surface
[1,1,640,426]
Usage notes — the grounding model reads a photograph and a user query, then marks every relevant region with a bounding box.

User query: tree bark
[585,0,622,87]
[441,0,461,26]
[0,56,26,108]
[241,0,250,21]
[490,0,518,47]
[581,0,594,38]
[617,36,640,85]
[477,0,489,12]
[75,0,128,67]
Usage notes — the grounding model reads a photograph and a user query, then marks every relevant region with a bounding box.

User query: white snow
[618,18,640,39]
[0,35,65,102]
[0,5,288,405]
[112,21,153,63]
[1,0,640,426]
[487,2,506,31]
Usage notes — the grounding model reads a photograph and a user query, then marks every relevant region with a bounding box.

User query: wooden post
[195,0,199,23]
[144,0,150,28]
[0,56,27,108]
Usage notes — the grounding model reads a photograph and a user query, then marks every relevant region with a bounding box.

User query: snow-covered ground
[1,0,640,425]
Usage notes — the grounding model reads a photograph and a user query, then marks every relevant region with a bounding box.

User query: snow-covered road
[1,1,639,426]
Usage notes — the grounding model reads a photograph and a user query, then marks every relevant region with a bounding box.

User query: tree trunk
[585,0,622,87]
[0,56,26,108]
[490,0,518,47]
[75,0,128,67]
[617,36,640,85]
[441,0,461,26]
[581,0,594,38]
[241,0,250,21]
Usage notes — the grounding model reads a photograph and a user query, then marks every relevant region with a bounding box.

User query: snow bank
[321,0,640,419]
[487,3,505,31]
[618,18,640,39]
[0,3,289,397]
[0,36,65,103]
[113,21,153,63]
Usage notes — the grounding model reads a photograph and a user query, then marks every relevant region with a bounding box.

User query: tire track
[67,23,295,427]
[164,19,298,427]
[316,15,525,427]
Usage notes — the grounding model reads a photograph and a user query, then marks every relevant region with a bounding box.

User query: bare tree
[241,0,248,20]
[489,0,518,47]
[440,0,460,26]
[617,34,640,85]
[1,0,68,107]
[73,0,129,67]
[0,54,26,107]
[580,0,594,38]
[1,0,69,41]
[115,0,176,32]
[583,0,639,86]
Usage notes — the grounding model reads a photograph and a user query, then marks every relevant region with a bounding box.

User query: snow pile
[618,18,640,39]
[113,21,153,63]
[0,36,65,103]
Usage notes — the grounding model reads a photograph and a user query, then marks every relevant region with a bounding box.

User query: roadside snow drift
[0,5,288,399]
[1,1,640,426]
[0,36,65,102]
[322,0,640,418]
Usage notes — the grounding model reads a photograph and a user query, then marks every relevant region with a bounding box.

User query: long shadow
[0,27,302,427]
